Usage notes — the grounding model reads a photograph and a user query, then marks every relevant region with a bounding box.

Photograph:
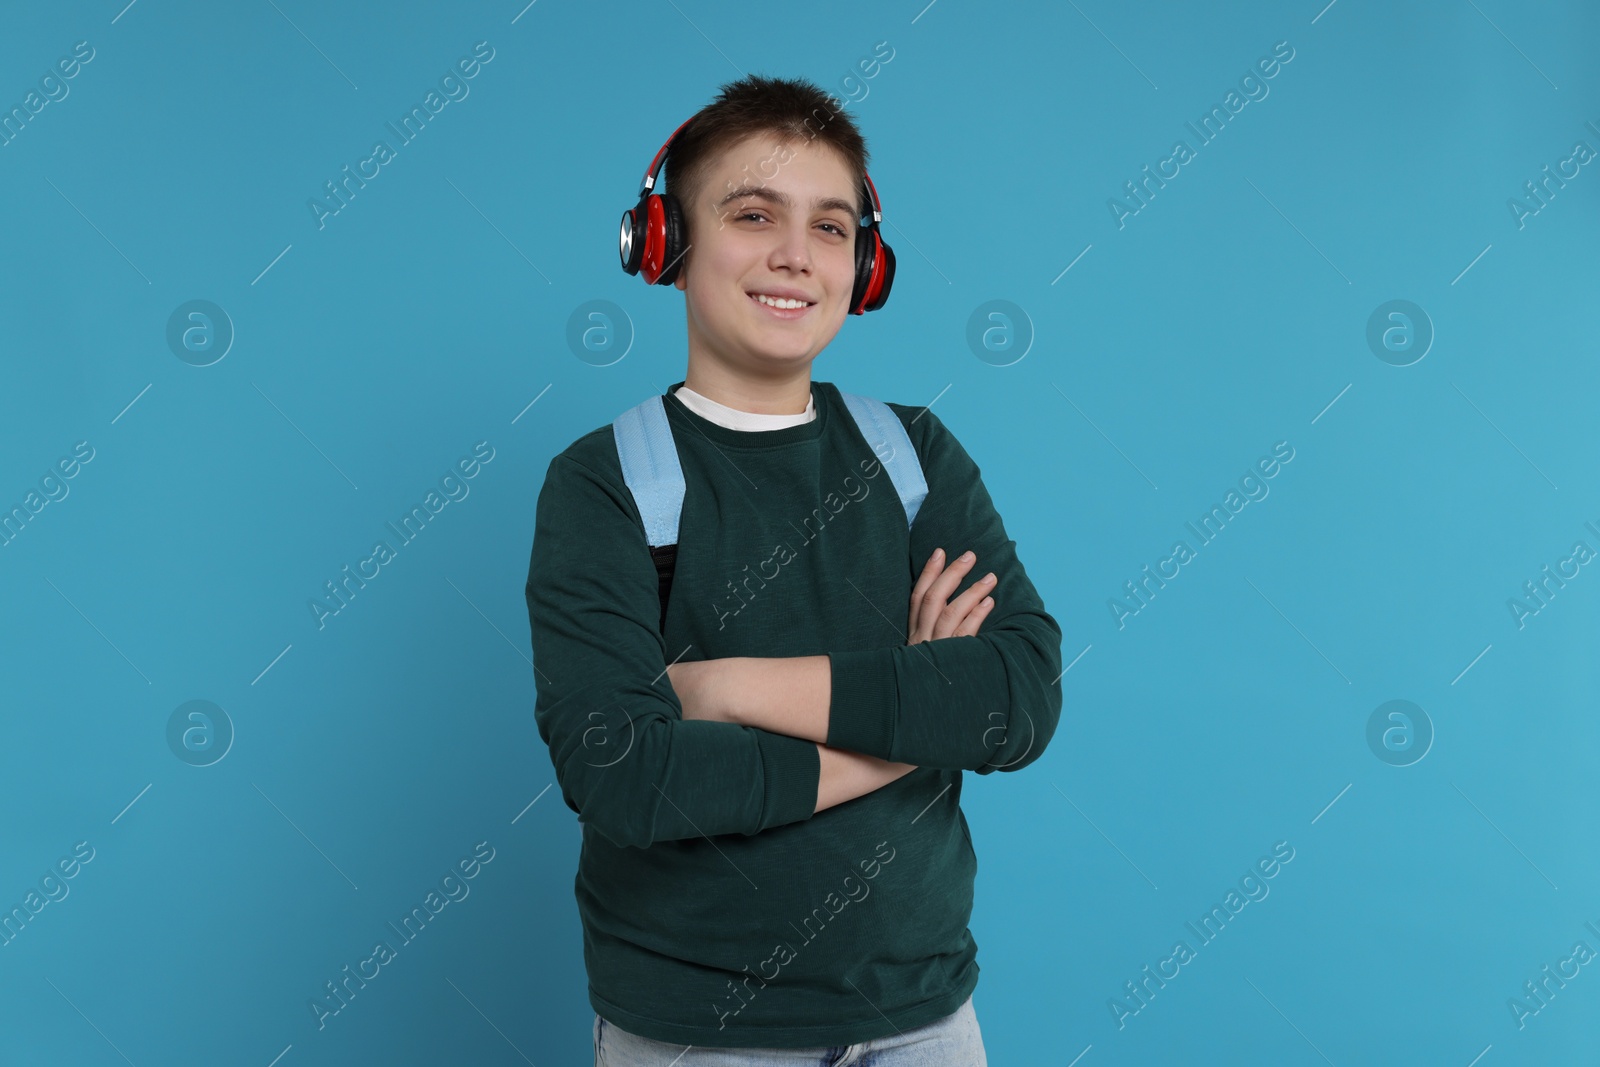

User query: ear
[673,259,689,291]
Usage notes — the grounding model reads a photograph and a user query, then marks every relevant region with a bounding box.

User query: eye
[735,211,849,237]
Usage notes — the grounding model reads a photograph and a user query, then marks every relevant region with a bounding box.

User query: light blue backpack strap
[838,390,928,530]
[611,394,686,548]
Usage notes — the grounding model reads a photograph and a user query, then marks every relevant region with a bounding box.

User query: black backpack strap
[649,544,677,634]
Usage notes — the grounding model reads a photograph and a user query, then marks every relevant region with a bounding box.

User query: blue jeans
[594,995,987,1066]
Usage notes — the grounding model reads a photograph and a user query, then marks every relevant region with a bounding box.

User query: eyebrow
[716,184,859,219]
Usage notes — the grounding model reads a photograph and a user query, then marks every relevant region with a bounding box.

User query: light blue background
[2,1,1597,1064]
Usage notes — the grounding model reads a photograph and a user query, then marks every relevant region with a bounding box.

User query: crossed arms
[663,547,1000,810]
[525,409,1063,849]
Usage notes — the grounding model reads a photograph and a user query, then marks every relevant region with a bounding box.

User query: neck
[682,357,814,415]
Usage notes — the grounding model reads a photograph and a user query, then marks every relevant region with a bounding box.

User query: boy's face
[673,132,862,376]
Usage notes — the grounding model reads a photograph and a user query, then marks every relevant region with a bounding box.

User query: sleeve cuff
[824,648,899,760]
[756,730,822,830]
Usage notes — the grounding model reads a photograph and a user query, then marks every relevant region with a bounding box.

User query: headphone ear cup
[850,229,874,314]
[867,242,895,312]
[654,191,688,287]
[851,229,895,314]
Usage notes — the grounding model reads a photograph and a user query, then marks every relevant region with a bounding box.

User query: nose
[769,219,813,273]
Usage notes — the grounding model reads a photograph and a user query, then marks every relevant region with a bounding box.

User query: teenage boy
[526,75,1063,1064]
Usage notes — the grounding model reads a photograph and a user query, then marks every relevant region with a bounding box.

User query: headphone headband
[639,116,696,198]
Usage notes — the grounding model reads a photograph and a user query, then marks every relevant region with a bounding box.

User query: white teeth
[754,293,810,309]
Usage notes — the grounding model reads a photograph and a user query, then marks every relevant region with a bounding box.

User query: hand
[908,548,996,645]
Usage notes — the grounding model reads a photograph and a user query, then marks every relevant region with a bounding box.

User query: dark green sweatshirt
[525,379,1063,1048]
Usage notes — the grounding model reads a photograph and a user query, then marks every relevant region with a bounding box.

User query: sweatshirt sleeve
[824,408,1063,774]
[527,451,821,848]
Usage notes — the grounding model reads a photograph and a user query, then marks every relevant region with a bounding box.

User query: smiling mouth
[747,292,817,317]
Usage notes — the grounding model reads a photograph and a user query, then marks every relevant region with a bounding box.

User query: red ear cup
[638,195,667,284]
[653,191,688,287]
[621,193,688,286]
[851,222,896,314]
[848,172,894,314]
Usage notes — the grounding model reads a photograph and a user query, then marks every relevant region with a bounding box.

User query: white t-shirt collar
[673,384,816,431]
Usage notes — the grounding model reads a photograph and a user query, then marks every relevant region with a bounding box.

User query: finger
[951,594,996,638]
[917,551,978,638]
[922,555,980,642]
[933,570,997,641]
[911,549,968,642]
[908,548,945,640]
[934,570,994,639]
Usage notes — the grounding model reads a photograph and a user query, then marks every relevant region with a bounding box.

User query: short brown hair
[662,75,870,241]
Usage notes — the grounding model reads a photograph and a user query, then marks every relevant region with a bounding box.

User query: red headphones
[618,116,896,315]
